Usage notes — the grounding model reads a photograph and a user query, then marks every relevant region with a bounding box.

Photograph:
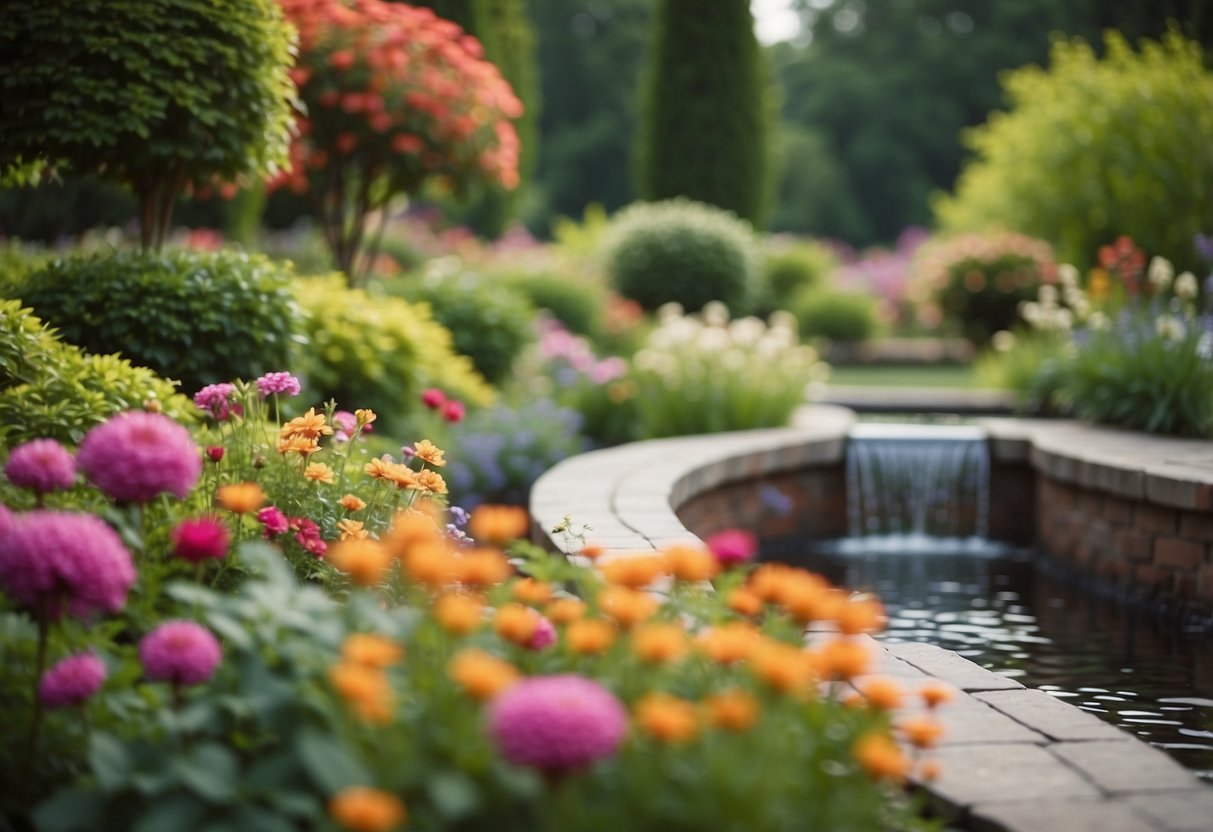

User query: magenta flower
[205,446,225,463]
[0,503,14,539]
[140,620,222,686]
[5,439,76,494]
[706,529,758,567]
[441,400,465,424]
[487,675,628,771]
[193,383,241,421]
[258,506,289,538]
[0,511,136,619]
[172,517,231,563]
[528,615,557,651]
[77,411,202,503]
[421,388,446,410]
[255,371,301,397]
[332,410,357,442]
[39,653,107,709]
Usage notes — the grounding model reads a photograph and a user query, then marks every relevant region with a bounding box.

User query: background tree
[637,0,772,227]
[0,0,296,251]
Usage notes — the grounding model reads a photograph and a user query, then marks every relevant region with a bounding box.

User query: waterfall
[845,424,990,541]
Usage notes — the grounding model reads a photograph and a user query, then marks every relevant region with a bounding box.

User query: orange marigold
[727,587,764,617]
[815,637,871,681]
[853,732,911,782]
[278,435,322,456]
[304,462,336,484]
[565,618,616,655]
[634,692,699,743]
[382,509,442,560]
[579,543,605,561]
[329,662,393,724]
[433,592,484,635]
[338,518,370,540]
[329,786,406,832]
[750,641,817,694]
[402,540,457,590]
[704,689,759,732]
[511,577,552,606]
[329,538,392,586]
[597,585,659,629]
[836,595,886,635]
[662,545,718,582]
[544,597,587,625]
[920,682,955,709]
[454,548,512,587]
[599,554,667,589]
[216,482,265,514]
[448,648,519,700]
[281,407,333,440]
[494,603,539,646]
[899,715,945,749]
[354,409,377,428]
[859,677,903,711]
[697,622,762,665]
[630,621,688,664]
[413,468,447,495]
[341,493,367,512]
[468,505,529,544]
[342,633,404,669]
[412,439,446,467]
[364,458,397,481]
[919,758,943,782]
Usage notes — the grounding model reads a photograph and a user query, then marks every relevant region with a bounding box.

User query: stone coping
[528,406,1213,830]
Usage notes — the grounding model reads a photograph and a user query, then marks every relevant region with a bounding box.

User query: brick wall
[675,465,848,542]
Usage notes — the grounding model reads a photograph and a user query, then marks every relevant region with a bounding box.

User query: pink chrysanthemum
[258,506,289,538]
[5,439,77,493]
[255,371,302,397]
[38,653,107,709]
[193,383,241,421]
[172,517,231,563]
[77,411,202,503]
[139,620,222,686]
[529,615,557,651]
[421,388,447,410]
[706,529,758,567]
[487,675,628,771]
[0,511,136,619]
[0,503,14,539]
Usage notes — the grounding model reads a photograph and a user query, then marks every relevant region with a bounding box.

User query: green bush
[387,268,535,386]
[11,249,303,394]
[292,275,493,435]
[0,300,193,445]
[604,198,757,313]
[791,290,878,344]
[500,270,605,337]
[973,329,1070,415]
[937,30,1213,273]
[752,239,835,316]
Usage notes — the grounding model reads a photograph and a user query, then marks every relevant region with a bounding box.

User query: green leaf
[174,743,239,803]
[426,770,482,819]
[131,793,209,832]
[31,787,105,832]
[89,732,131,793]
[295,728,371,793]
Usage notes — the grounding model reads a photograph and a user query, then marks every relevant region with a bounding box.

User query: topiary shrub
[0,300,194,445]
[292,275,493,435]
[751,239,835,316]
[386,267,536,386]
[604,198,757,313]
[500,270,605,337]
[790,289,879,344]
[11,249,304,394]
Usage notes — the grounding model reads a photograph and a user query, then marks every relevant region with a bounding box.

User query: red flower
[421,388,446,409]
[441,400,465,423]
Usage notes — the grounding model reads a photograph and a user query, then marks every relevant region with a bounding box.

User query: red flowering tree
[276,0,523,284]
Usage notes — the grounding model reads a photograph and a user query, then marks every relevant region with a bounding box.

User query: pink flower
[706,528,758,567]
[77,412,201,503]
[487,675,627,771]
[441,400,465,423]
[172,517,231,563]
[39,653,107,709]
[258,506,289,538]
[0,511,136,619]
[255,371,302,397]
[0,503,14,539]
[332,410,357,441]
[193,383,241,421]
[290,516,327,557]
[528,615,556,651]
[139,620,222,686]
[5,439,77,494]
[205,446,225,463]
[421,388,447,410]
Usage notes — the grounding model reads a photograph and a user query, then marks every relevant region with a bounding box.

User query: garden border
[529,406,1213,831]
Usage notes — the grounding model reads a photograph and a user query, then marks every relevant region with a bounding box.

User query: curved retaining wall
[529,407,1213,831]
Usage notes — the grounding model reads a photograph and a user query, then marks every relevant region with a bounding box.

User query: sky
[752,0,801,44]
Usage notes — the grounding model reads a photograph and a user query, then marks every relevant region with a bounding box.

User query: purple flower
[449,506,469,528]
[255,371,301,398]
[39,653,107,709]
[172,517,231,563]
[77,411,201,503]
[257,506,289,538]
[139,620,222,686]
[5,439,77,494]
[0,511,136,619]
[193,383,241,421]
[487,675,628,771]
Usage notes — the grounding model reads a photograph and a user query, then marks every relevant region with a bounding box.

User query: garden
[1,0,1212,830]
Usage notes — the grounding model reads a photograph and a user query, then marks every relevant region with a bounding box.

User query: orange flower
[697,622,762,665]
[216,482,265,514]
[455,548,513,587]
[920,682,954,709]
[853,732,910,782]
[600,554,667,589]
[281,406,333,440]
[329,786,406,832]
[329,662,393,723]
[468,505,529,544]
[634,693,699,743]
[304,462,336,484]
[354,409,377,428]
[565,618,616,655]
[750,641,817,693]
[386,463,419,490]
[859,677,903,711]
[433,592,484,635]
[704,689,759,732]
[662,545,718,582]
[918,758,943,782]
[748,563,802,604]
[727,587,763,617]
[815,638,870,681]
[836,596,885,635]
[448,648,519,700]
[494,603,539,646]
[597,585,659,629]
[337,518,370,540]
[402,540,457,590]
[277,435,322,456]
[364,458,397,481]
[630,622,688,664]
[412,439,446,467]
[579,543,605,561]
[511,577,552,606]
[899,715,945,749]
[329,538,392,586]
[780,576,841,625]
[342,634,404,669]
[413,468,447,495]
[383,509,442,560]
[544,597,587,625]
[341,493,367,512]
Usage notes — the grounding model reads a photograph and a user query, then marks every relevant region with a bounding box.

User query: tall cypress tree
[638,0,770,227]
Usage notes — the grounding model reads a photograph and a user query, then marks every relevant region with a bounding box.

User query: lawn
[825,363,989,389]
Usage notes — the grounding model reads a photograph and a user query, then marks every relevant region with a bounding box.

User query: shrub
[751,239,835,316]
[292,275,493,436]
[911,232,1057,345]
[387,266,536,386]
[791,290,879,344]
[11,250,303,394]
[500,270,605,337]
[604,198,757,313]
[937,31,1213,273]
[973,329,1071,415]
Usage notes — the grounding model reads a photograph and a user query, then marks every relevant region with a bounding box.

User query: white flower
[1053,308,1073,332]
[1175,271,1199,301]
[1057,263,1080,288]
[768,310,798,335]
[1155,315,1186,341]
[727,316,766,346]
[1038,284,1059,306]
[696,327,729,353]
[1086,311,1109,331]
[1148,256,1174,292]
[657,302,684,324]
[1019,301,1042,328]
[991,330,1017,353]
[701,300,730,327]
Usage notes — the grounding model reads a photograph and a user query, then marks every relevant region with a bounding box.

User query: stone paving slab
[935,700,1047,745]
[1123,789,1213,831]
[881,642,1025,692]
[968,799,1158,832]
[927,743,1103,810]
[974,689,1130,742]
[1050,740,1204,794]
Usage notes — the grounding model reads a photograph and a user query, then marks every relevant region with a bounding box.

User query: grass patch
[825,363,987,389]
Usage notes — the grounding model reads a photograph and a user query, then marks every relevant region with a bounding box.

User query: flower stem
[25,599,51,776]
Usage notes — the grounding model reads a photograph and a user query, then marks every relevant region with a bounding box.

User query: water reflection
[769,538,1213,782]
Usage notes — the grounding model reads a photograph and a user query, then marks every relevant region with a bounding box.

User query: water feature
[766,424,1213,783]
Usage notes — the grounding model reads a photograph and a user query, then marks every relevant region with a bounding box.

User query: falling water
[845,424,990,541]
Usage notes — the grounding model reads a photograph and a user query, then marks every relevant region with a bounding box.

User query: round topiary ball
[604,198,757,313]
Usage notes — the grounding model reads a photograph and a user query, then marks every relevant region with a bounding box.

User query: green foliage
[0,0,296,249]
[500,271,605,337]
[388,269,536,386]
[292,275,494,436]
[638,0,771,226]
[937,30,1213,273]
[791,290,879,344]
[605,198,758,313]
[0,301,193,445]
[973,330,1070,415]
[752,238,836,317]
[0,178,135,242]
[767,125,870,241]
[10,250,303,395]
